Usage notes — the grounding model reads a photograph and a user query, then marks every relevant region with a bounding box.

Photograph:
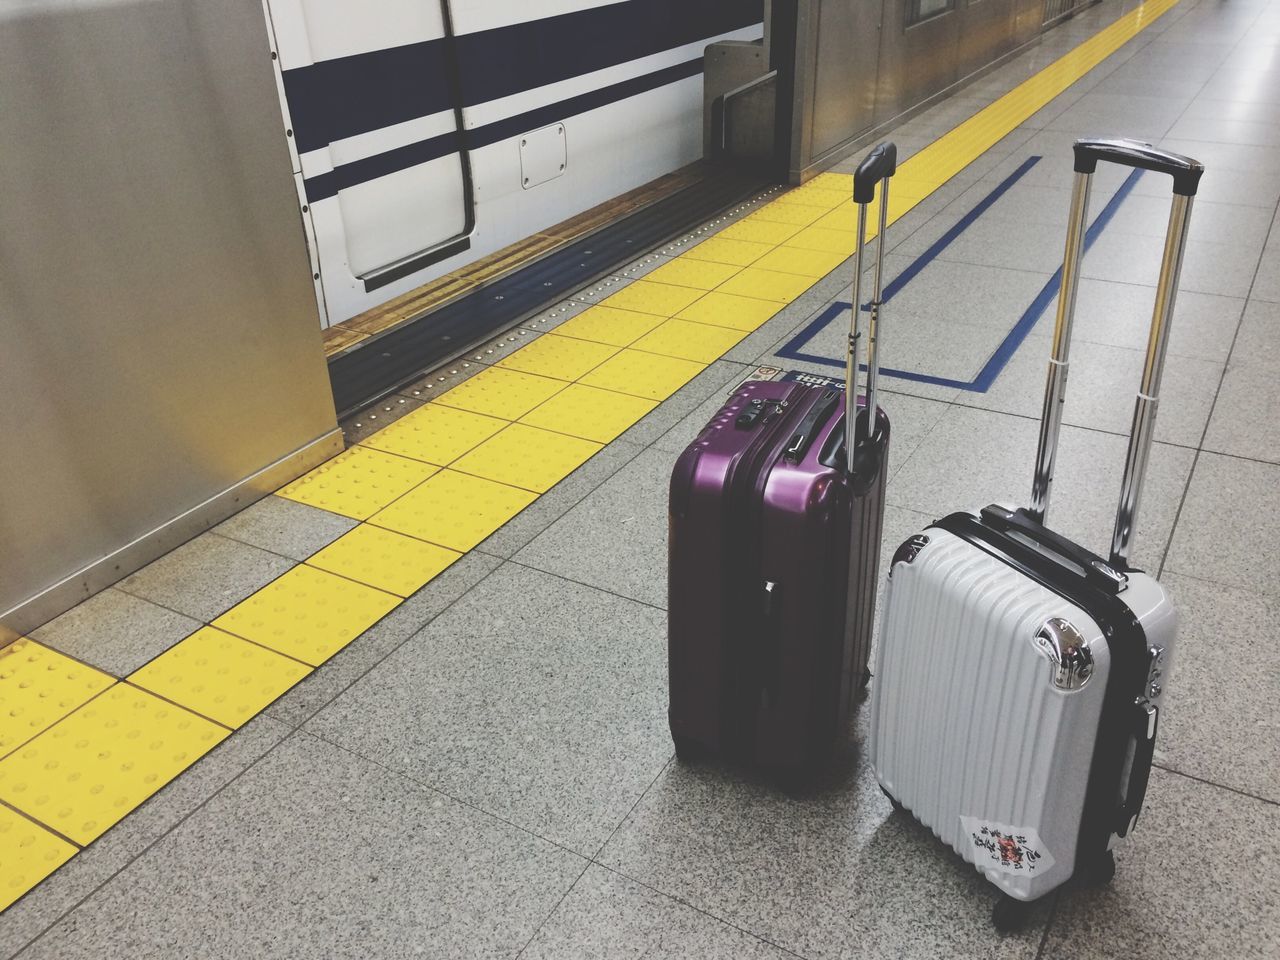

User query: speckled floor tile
[264,551,502,729]
[213,495,357,562]
[16,732,585,960]
[522,865,792,959]
[305,563,672,855]
[598,751,1050,960]
[1040,769,1280,960]
[1054,281,1244,363]
[30,588,200,676]
[964,337,1222,448]
[475,439,646,559]
[888,406,1195,570]
[1157,573,1280,802]
[0,714,289,960]
[1164,452,1280,598]
[115,533,294,623]
[513,445,675,609]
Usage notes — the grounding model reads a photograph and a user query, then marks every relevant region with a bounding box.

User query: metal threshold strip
[326,169,767,417]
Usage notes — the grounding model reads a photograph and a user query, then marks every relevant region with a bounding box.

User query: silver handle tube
[845,201,868,475]
[1028,170,1093,524]
[1109,194,1194,566]
[864,176,890,440]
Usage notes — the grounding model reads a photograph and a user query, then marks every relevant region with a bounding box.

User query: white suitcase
[869,139,1203,931]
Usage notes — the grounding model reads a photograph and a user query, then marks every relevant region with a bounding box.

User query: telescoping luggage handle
[846,141,897,475]
[1027,138,1203,570]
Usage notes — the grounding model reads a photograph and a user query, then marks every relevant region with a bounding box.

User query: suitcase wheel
[672,735,711,764]
[992,894,1032,933]
[879,785,904,813]
[1079,849,1116,887]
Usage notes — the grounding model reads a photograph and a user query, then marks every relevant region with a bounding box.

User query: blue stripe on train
[303,57,705,203]
[284,0,762,156]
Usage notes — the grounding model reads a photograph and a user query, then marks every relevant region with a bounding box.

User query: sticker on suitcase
[960,817,1056,876]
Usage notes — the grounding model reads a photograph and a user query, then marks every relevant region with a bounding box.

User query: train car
[262,0,766,328]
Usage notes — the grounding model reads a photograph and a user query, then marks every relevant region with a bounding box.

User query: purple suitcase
[667,144,897,776]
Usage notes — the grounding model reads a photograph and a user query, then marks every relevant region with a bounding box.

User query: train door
[265,0,473,324]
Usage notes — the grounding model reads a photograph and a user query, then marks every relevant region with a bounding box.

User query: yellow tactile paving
[680,236,772,267]
[718,219,803,245]
[277,446,438,520]
[813,206,860,234]
[747,202,830,226]
[0,684,228,845]
[0,804,77,911]
[787,225,857,255]
[128,627,309,729]
[452,423,603,494]
[579,349,705,401]
[495,333,619,381]
[717,267,815,304]
[432,366,568,420]
[307,524,461,598]
[753,246,849,279]
[0,639,113,760]
[370,469,538,552]
[551,305,666,347]
[631,318,747,364]
[676,291,782,331]
[212,565,399,667]
[775,185,849,208]
[603,280,705,317]
[359,403,506,466]
[642,258,742,290]
[520,383,657,443]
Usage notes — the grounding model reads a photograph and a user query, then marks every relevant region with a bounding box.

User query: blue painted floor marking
[774,164,1146,392]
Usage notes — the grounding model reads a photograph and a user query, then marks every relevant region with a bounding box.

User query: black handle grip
[1072,138,1204,197]
[1116,702,1159,837]
[853,141,898,203]
[980,505,1128,593]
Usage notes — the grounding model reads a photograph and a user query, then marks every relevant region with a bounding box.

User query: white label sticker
[960,817,1056,876]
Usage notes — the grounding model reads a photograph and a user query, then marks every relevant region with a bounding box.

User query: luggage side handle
[1116,700,1159,837]
[1026,138,1201,569]
[846,141,896,475]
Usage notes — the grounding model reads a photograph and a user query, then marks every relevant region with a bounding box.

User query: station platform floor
[3,0,1279,955]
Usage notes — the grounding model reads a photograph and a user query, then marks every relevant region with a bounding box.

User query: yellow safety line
[0,0,1183,913]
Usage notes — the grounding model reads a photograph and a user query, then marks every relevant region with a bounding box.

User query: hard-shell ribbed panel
[871,528,1109,901]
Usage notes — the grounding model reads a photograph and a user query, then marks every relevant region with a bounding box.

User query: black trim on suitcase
[932,510,1154,875]
[721,384,812,755]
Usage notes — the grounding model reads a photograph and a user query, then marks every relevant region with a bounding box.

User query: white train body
[262,0,764,326]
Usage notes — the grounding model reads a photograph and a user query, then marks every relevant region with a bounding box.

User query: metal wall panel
[956,0,1016,80]
[0,0,341,636]
[874,1,961,125]
[809,0,883,156]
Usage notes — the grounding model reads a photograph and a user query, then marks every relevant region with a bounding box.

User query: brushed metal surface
[0,0,338,631]
[874,0,961,125]
[956,0,1016,81]
[808,0,883,157]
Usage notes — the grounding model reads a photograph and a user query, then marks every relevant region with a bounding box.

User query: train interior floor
[3,0,1280,955]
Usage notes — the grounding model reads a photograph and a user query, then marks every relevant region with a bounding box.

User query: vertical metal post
[1110,194,1194,566]
[1027,170,1093,524]
[845,202,868,475]
[864,176,890,437]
